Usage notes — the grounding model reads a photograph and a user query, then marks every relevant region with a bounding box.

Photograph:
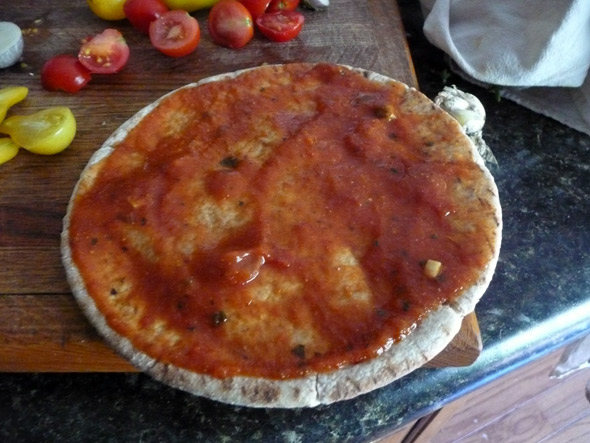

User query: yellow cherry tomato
[0,107,76,155]
[86,0,127,20]
[163,0,221,12]
[0,137,19,165]
[0,86,28,123]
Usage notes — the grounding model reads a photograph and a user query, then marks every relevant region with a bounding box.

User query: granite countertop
[2,1,590,441]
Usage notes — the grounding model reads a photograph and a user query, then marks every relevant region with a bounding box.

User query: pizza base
[61,64,502,408]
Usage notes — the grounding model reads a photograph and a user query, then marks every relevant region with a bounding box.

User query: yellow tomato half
[0,137,19,165]
[0,86,28,122]
[163,0,221,12]
[0,107,77,155]
[86,0,127,20]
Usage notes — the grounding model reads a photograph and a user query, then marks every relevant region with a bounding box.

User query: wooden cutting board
[0,0,481,372]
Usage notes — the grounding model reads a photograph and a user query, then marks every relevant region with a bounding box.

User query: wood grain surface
[380,343,590,442]
[0,0,479,372]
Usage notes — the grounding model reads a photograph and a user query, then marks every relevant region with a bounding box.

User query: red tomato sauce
[69,64,498,379]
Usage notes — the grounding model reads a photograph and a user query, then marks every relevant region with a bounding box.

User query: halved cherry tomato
[149,10,200,57]
[256,10,304,42]
[0,138,19,165]
[0,107,76,155]
[41,55,92,93]
[239,0,271,21]
[208,0,254,49]
[267,0,299,12]
[124,0,169,34]
[0,86,28,122]
[78,29,130,74]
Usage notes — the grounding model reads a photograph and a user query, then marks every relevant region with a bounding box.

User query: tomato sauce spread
[69,64,499,379]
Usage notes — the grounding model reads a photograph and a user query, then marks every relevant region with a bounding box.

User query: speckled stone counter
[2,2,590,441]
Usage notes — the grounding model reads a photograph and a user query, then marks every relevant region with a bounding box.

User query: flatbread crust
[61,63,502,408]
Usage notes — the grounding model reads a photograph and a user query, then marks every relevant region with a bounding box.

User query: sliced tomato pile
[41,0,309,93]
[41,28,130,93]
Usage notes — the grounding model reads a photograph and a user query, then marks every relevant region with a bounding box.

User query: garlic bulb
[435,86,485,135]
[435,86,498,167]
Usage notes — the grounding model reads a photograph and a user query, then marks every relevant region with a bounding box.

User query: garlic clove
[0,22,24,69]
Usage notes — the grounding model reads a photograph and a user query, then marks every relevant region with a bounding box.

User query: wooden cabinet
[381,337,590,442]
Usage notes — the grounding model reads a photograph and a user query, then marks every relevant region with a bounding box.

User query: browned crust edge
[61,63,502,408]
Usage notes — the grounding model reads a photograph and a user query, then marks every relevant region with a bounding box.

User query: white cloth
[420,0,590,135]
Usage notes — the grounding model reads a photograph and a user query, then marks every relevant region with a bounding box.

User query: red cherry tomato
[78,29,130,74]
[149,10,200,57]
[41,55,92,93]
[208,0,254,49]
[256,10,304,42]
[267,0,299,12]
[124,0,169,34]
[239,0,271,20]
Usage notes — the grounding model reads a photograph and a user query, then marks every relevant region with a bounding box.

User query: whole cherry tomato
[163,0,220,12]
[208,0,254,49]
[256,10,304,42]
[239,0,271,20]
[86,0,127,20]
[41,55,92,93]
[124,0,169,34]
[267,0,299,12]
[149,10,200,57]
[78,29,130,74]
